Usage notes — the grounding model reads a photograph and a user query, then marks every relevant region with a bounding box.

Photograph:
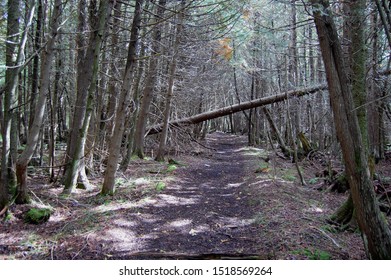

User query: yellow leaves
[243,9,250,21]
[254,167,270,174]
[215,38,234,61]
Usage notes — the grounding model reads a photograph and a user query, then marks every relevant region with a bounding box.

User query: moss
[282,174,296,182]
[24,208,52,224]
[155,182,166,192]
[166,164,177,173]
[292,248,331,260]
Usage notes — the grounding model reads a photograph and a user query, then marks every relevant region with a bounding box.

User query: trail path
[109,132,262,259]
[0,132,369,259]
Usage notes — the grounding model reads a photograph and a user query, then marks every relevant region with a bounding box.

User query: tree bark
[0,0,23,209]
[374,0,391,49]
[155,1,185,162]
[132,0,167,159]
[311,0,391,259]
[62,0,114,195]
[16,0,63,204]
[146,84,327,136]
[101,0,144,195]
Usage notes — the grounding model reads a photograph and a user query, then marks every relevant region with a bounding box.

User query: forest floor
[1,132,390,260]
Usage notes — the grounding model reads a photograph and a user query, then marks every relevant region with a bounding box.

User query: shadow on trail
[103,132,263,259]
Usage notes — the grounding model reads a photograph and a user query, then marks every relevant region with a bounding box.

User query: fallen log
[146,84,328,135]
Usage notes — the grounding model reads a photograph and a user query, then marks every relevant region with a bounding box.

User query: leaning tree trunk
[101,0,144,195]
[16,0,63,204]
[330,0,369,229]
[132,0,167,159]
[62,0,114,195]
[147,84,327,135]
[262,107,293,157]
[155,1,184,162]
[311,0,391,259]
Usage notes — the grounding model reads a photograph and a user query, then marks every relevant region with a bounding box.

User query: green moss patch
[24,208,52,224]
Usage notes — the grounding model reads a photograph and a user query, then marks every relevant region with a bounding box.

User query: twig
[72,233,92,260]
[0,205,9,217]
[311,226,341,248]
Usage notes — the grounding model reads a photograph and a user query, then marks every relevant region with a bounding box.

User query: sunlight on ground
[234,147,268,156]
[94,228,142,253]
[166,219,192,228]
[91,201,135,213]
[250,178,294,187]
[134,178,150,185]
[155,194,200,206]
[217,217,255,227]
[305,205,324,213]
[227,183,244,188]
[112,218,138,227]
[189,224,211,236]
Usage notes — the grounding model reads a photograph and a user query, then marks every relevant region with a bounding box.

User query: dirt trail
[108,132,262,259]
[1,132,370,259]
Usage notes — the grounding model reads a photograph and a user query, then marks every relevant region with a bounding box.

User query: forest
[0,0,391,260]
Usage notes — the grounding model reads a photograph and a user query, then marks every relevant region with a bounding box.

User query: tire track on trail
[107,132,263,259]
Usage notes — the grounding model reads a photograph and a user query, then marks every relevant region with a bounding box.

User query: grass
[240,147,269,157]
[166,164,178,173]
[155,182,166,192]
[292,248,331,260]
[282,173,297,182]
[308,177,319,184]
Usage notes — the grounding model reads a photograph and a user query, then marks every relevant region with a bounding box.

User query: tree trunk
[16,0,63,204]
[374,0,391,49]
[0,0,23,209]
[155,1,185,162]
[132,0,167,159]
[311,0,391,259]
[330,0,369,229]
[147,84,327,136]
[62,0,114,195]
[101,0,144,195]
[262,107,293,156]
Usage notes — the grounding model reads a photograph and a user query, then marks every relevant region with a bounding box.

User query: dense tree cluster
[0,0,390,258]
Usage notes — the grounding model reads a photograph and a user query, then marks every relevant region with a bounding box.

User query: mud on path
[1,132,370,259]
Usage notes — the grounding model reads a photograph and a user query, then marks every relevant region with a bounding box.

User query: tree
[1,0,36,209]
[310,0,391,259]
[101,0,144,195]
[62,0,114,195]
[15,0,64,204]
[155,0,185,161]
[132,0,167,159]
[147,84,327,136]
[0,0,22,210]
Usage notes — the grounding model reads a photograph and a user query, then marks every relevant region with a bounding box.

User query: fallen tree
[146,84,328,135]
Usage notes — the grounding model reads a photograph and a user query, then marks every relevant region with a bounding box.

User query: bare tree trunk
[62,0,114,195]
[101,0,144,195]
[374,0,391,48]
[155,1,185,162]
[262,107,293,156]
[48,53,61,182]
[147,84,327,135]
[0,0,23,210]
[132,0,167,159]
[16,0,63,204]
[330,0,371,229]
[311,0,391,259]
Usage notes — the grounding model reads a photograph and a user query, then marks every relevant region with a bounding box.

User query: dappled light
[1,0,390,260]
[0,132,379,260]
